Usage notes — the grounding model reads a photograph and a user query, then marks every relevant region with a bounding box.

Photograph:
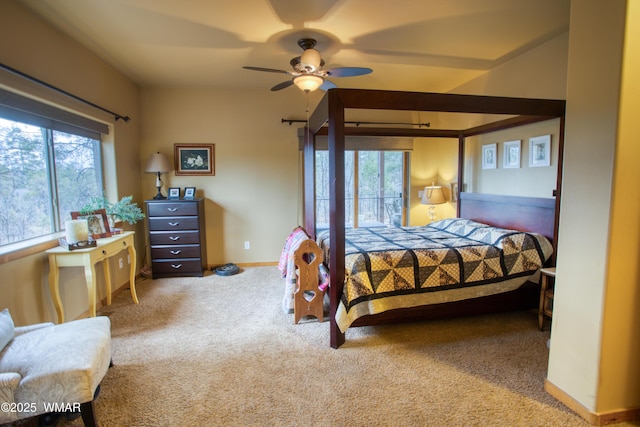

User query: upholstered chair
[0,309,111,426]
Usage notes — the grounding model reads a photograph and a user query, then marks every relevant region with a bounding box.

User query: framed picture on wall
[174,143,215,176]
[503,140,521,169]
[482,143,497,169]
[529,135,551,167]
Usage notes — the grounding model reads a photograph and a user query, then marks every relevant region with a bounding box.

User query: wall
[466,119,561,198]
[409,138,457,226]
[0,1,141,325]
[548,0,640,419]
[139,87,314,265]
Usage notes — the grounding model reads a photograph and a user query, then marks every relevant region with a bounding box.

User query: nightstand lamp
[145,152,172,199]
[421,184,446,222]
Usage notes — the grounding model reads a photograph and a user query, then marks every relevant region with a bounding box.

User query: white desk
[46,231,139,323]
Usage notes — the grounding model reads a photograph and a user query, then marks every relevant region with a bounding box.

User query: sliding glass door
[316,150,407,229]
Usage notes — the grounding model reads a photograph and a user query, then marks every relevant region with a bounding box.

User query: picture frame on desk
[184,187,196,199]
[70,209,111,239]
[168,187,181,199]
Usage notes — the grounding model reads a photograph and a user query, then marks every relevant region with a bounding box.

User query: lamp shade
[299,48,322,72]
[421,186,446,205]
[293,75,324,92]
[145,152,172,173]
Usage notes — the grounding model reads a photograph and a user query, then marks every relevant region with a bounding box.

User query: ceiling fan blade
[243,66,290,74]
[324,67,373,77]
[271,80,294,91]
[320,79,337,91]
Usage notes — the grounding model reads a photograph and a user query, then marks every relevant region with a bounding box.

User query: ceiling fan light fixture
[299,48,322,72]
[293,75,324,92]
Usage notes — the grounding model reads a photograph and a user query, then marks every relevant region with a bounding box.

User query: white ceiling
[20,0,570,93]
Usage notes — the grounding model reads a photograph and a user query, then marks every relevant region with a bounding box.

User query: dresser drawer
[147,202,199,217]
[151,244,201,259]
[149,231,200,245]
[148,216,200,231]
[152,259,203,275]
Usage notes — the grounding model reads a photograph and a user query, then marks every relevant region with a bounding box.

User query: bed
[317,217,553,333]
[302,89,566,348]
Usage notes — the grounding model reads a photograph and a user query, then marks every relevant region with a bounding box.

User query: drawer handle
[171,264,182,269]
[168,222,180,227]
[167,207,178,212]
[170,250,181,255]
[102,250,107,255]
[169,236,180,241]
[122,241,126,247]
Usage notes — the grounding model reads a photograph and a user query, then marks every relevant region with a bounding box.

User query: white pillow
[0,308,15,352]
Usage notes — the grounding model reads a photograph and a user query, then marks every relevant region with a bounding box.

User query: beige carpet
[40,266,632,426]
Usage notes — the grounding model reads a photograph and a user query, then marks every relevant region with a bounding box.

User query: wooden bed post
[328,91,346,349]
[457,132,464,218]
[303,126,316,238]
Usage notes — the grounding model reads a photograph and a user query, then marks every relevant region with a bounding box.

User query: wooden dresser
[146,198,207,278]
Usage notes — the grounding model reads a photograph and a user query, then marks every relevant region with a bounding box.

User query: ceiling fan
[242,38,372,92]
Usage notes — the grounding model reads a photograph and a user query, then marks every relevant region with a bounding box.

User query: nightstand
[538,267,556,330]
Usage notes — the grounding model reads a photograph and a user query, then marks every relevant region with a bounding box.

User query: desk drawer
[149,231,200,245]
[152,259,203,276]
[151,245,201,259]
[148,216,200,231]
[147,202,199,217]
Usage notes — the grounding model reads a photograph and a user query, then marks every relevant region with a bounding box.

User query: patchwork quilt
[317,218,553,331]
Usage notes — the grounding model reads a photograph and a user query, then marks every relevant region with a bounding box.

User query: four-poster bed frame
[302,89,565,348]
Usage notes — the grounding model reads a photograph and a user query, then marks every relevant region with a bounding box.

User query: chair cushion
[0,309,14,353]
[0,316,111,419]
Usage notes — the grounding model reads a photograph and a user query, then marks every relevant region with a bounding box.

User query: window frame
[0,87,110,262]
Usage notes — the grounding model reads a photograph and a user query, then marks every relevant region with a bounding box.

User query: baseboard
[545,379,640,425]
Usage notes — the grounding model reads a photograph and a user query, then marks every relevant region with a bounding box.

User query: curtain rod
[281,118,430,127]
[0,62,130,122]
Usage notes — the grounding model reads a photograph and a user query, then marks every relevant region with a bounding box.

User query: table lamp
[421,184,446,222]
[145,152,172,199]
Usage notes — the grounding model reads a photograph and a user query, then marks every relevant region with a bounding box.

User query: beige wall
[465,119,561,198]
[0,1,142,325]
[409,138,458,225]
[139,87,312,265]
[548,0,640,417]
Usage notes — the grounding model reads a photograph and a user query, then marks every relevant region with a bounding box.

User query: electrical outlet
[244,241,250,250]
[118,258,124,269]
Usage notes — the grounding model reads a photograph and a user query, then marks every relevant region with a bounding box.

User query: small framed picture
[503,140,521,169]
[174,144,215,176]
[482,143,497,169]
[168,187,181,199]
[184,187,196,199]
[529,135,551,167]
[70,209,111,239]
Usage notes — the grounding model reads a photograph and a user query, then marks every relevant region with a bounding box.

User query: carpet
[22,266,632,426]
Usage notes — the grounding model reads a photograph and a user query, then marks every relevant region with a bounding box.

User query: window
[0,89,107,247]
[315,150,407,229]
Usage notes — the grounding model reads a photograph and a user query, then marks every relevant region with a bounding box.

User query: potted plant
[80,195,145,230]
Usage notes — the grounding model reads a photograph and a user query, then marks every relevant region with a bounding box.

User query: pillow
[0,308,15,353]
